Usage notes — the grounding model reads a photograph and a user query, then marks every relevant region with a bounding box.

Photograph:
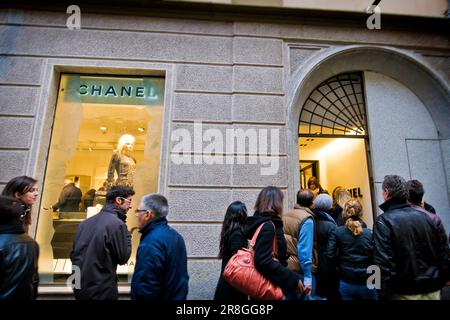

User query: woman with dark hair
[245,186,304,299]
[214,201,249,300]
[0,196,40,300]
[2,176,39,231]
[325,199,377,300]
[307,176,328,199]
[82,188,97,211]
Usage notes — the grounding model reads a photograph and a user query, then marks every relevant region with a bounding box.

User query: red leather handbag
[223,222,284,300]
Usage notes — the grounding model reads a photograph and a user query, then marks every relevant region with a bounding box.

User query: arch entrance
[298,72,375,226]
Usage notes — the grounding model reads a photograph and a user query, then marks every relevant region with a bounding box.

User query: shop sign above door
[64,75,165,106]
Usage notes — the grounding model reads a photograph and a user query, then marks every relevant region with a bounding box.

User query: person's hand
[304,285,312,296]
[296,280,305,294]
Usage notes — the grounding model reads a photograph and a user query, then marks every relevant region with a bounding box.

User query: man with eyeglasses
[131,194,189,300]
[70,185,135,300]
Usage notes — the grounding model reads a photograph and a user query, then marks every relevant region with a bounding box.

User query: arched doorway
[287,45,450,231]
[298,72,375,226]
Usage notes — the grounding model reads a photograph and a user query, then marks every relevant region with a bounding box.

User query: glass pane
[36,74,165,283]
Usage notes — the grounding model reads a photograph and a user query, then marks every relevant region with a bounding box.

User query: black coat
[313,209,339,299]
[329,205,345,226]
[245,212,299,295]
[70,204,131,300]
[374,198,449,299]
[325,226,374,285]
[214,228,248,300]
[53,183,82,212]
[0,224,39,300]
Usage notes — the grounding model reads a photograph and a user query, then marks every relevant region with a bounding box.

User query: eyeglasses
[135,209,148,214]
[119,197,132,204]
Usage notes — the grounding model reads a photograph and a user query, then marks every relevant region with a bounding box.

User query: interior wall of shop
[300,138,374,227]
[0,7,449,299]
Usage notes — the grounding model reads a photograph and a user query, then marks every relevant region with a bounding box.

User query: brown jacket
[283,204,318,274]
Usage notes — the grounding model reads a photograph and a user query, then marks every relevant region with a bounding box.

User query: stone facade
[0,6,449,299]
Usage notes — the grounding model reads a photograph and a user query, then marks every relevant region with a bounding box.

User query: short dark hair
[297,189,314,208]
[254,186,284,217]
[106,185,135,204]
[406,179,424,206]
[141,194,168,218]
[0,196,24,225]
[382,175,408,201]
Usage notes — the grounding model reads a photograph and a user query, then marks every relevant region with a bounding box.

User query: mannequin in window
[106,134,136,190]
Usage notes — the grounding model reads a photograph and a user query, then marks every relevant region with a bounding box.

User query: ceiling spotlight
[137,127,145,133]
[88,147,93,152]
[99,126,108,133]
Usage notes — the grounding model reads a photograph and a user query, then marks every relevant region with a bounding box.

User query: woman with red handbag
[245,186,304,299]
[214,201,249,300]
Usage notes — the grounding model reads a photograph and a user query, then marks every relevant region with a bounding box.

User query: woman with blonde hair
[330,187,351,226]
[325,199,377,300]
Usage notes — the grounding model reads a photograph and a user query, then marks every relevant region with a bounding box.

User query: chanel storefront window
[36,74,165,282]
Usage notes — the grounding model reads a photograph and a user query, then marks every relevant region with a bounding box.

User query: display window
[36,74,165,282]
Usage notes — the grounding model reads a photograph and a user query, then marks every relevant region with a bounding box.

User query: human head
[313,193,333,211]
[63,179,73,186]
[2,176,38,226]
[307,176,320,191]
[406,179,424,206]
[117,134,135,153]
[296,189,314,208]
[219,201,248,258]
[85,189,96,196]
[382,175,407,201]
[0,196,24,225]
[333,187,352,208]
[343,198,363,236]
[106,185,135,212]
[2,176,39,207]
[254,186,284,217]
[135,194,168,229]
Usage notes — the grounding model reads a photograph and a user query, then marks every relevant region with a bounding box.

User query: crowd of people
[214,175,449,301]
[0,174,448,300]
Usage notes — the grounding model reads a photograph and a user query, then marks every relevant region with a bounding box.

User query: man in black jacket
[70,185,134,300]
[52,179,82,212]
[373,175,449,300]
[0,196,39,300]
